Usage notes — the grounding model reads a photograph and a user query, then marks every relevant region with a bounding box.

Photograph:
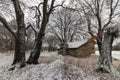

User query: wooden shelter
[58,37,96,57]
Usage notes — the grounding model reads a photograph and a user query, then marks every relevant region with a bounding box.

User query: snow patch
[68,40,88,48]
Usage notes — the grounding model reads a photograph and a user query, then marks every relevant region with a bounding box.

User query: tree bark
[26,0,48,64]
[96,27,119,75]
[26,0,55,64]
[26,33,44,64]
[97,40,102,55]
[0,0,25,70]
[12,37,25,67]
[26,20,48,64]
[10,0,26,70]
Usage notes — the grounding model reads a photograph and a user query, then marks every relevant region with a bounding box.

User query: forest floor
[0,51,120,80]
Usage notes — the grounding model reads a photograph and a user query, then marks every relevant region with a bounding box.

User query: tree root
[95,64,120,76]
[26,59,39,64]
[8,63,25,71]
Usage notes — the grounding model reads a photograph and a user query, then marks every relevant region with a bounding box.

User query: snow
[13,59,64,80]
[0,51,120,80]
[95,51,120,59]
[68,40,88,48]
[0,51,97,80]
[0,53,13,67]
[42,43,49,47]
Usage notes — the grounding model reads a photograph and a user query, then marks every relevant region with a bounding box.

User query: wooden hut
[58,37,96,57]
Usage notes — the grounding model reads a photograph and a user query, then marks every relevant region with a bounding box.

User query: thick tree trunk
[26,33,44,64]
[26,23,47,64]
[26,0,55,64]
[26,0,50,64]
[0,0,25,70]
[96,27,119,75]
[12,37,25,67]
[26,17,48,64]
[9,0,26,70]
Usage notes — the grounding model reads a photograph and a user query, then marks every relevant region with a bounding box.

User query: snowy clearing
[0,51,120,80]
[95,51,120,59]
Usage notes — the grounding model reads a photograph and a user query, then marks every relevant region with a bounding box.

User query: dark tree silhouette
[96,27,119,75]
[0,0,26,70]
[26,0,58,64]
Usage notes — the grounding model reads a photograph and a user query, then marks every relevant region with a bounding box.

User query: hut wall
[68,39,95,57]
[58,37,96,57]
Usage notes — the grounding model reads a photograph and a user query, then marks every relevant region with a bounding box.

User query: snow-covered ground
[0,51,120,80]
[0,51,93,80]
[0,51,58,67]
[95,51,120,59]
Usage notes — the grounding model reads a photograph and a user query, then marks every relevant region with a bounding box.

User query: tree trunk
[9,0,26,70]
[26,0,56,64]
[97,40,102,55]
[96,27,119,75]
[12,37,25,67]
[26,0,51,64]
[26,21,47,64]
[26,33,44,64]
[0,0,25,70]
[26,17,48,64]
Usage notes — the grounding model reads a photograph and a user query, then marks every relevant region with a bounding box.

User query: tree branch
[0,16,16,38]
[53,0,65,9]
[102,0,114,32]
[25,24,31,30]
[28,23,37,36]
[84,0,96,15]
[48,0,55,16]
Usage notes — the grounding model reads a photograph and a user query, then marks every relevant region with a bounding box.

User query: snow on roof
[68,39,88,49]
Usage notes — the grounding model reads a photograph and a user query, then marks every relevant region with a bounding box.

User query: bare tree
[26,0,65,64]
[76,0,120,74]
[96,27,119,75]
[47,8,88,47]
[0,0,26,70]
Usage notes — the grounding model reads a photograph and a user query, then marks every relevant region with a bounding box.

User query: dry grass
[64,55,97,68]
[38,56,56,64]
[63,54,120,80]
[38,54,120,72]
[63,54,120,68]
[0,51,120,80]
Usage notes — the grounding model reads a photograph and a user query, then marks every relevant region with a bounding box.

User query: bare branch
[82,7,98,40]
[50,26,63,42]
[100,0,105,13]
[25,24,31,30]
[0,16,16,38]
[102,0,114,32]
[38,2,43,8]
[27,23,37,36]
[53,0,65,9]
[84,0,96,15]
[48,0,55,16]
[112,0,119,13]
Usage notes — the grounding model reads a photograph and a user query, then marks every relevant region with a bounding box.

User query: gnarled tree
[69,0,120,74]
[48,9,88,44]
[26,0,65,64]
[96,27,119,74]
[0,0,26,70]
[82,0,120,74]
